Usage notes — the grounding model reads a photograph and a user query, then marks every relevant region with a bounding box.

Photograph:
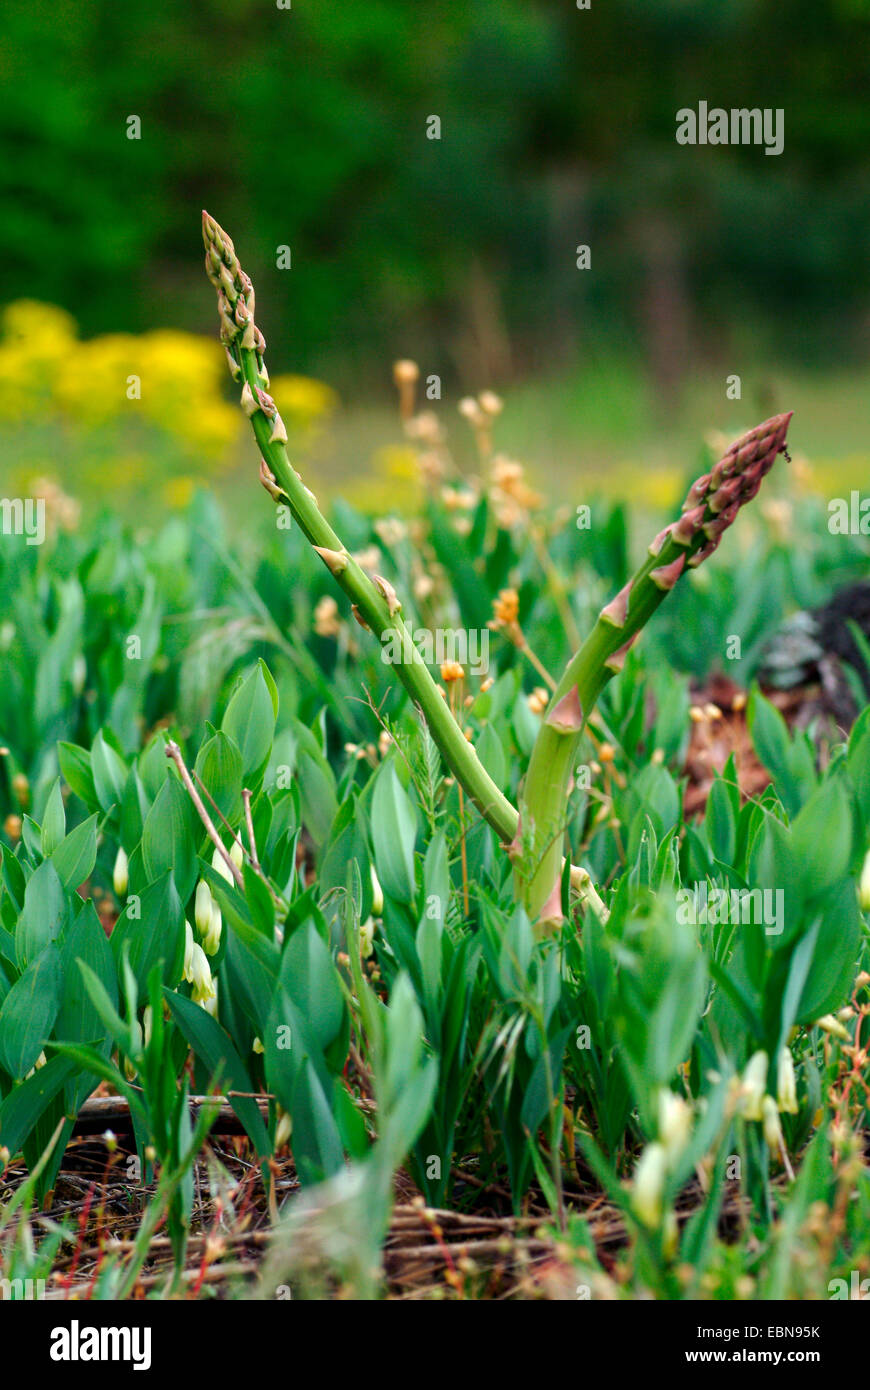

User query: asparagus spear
[518,411,793,922]
[202,211,518,844]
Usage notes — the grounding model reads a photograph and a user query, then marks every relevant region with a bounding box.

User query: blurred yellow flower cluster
[269,374,338,436]
[0,301,239,461]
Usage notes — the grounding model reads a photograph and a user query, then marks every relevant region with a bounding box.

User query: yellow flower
[2,299,77,346]
[164,476,196,510]
[0,301,78,421]
[492,588,520,627]
[269,373,337,431]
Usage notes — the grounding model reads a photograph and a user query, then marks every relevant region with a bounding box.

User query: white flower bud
[189,944,212,996]
[370,866,384,916]
[658,1089,692,1162]
[204,899,222,956]
[230,838,244,870]
[816,1013,849,1041]
[201,979,219,1018]
[739,1050,768,1122]
[194,879,212,936]
[189,943,215,1003]
[143,1006,153,1050]
[776,1048,798,1115]
[183,920,195,983]
[275,1107,292,1148]
[762,1094,783,1151]
[632,1142,667,1229]
[113,847,129,898]
[212,844,234,884]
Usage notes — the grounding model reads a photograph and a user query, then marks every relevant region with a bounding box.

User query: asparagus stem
[519,411,793,923]
[202,212,517,845]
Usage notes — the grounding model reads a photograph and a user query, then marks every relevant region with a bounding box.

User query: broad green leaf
[280,920,345,1054]
[242,861,275,939]
[792,776,853,900]
[50,814,98,892]
[91,731,128,815]
[319,795,371,920]
[747,687,817,817]
[15,860,67,969]
[221,665,276,786]
[138,732,169,801]
[57,742,97,809]
[141,773,198,902]
[288,1056,345,1184]
[120,767,149,853]
[847,719,870,826]
[371,762,417,905]
[0,1055,78,1157]
[40,779,65,858]
[195,729,243,828]
[110,870,185,992]
[296,750,338,848]
[0,945,63,1079]
[797,880,862,1022]
[164,989,271,1157]
[1,844,26,912]
[74,959,132,1057]
[705,776,736,866]
[58,902,118,1081]
[477,722,506,787]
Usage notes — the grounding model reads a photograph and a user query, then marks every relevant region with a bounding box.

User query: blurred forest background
[1,0,869,511]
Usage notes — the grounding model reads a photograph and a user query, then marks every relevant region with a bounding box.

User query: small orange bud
[493,588,520,626]
[393,359,419,386]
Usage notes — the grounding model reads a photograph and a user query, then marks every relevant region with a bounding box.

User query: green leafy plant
[0,214,867,1301]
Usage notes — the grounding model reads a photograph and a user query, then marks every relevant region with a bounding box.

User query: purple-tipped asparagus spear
[519,412,794,925]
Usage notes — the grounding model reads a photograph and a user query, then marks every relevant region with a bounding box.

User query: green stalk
[202,212,517,844]
[518,411,793,923]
